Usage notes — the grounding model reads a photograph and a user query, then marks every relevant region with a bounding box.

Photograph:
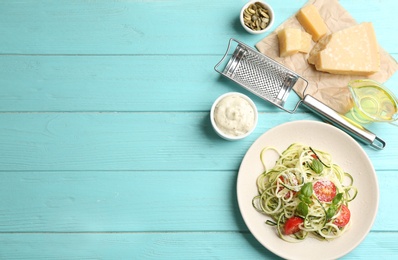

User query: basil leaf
[298,195,312,205]
[297,202,309,217]
[326,206,337,220]
[332,193,343,205]
[310,159,324,174]
[300,182,313,197]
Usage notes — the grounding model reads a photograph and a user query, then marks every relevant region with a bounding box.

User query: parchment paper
[255,0,398,114]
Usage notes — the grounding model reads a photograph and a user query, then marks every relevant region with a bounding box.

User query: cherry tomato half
[333,204,351,227]
[313,180,337,202]
[284,216,304,235]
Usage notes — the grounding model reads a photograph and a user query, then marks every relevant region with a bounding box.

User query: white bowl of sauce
[210,92,258,141]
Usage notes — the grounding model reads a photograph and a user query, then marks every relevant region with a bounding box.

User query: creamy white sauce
[214,94,255,137]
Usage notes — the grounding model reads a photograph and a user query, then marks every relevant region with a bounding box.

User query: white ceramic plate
[237,120,379,260]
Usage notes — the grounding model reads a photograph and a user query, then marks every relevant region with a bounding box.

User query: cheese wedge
[277,28,301,57]
[299,31,312,53]
[296,4,328,42]
[277,28,312,57]
[308,22,380,76]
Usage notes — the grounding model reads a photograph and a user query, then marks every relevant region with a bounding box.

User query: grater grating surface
[215,38,307,113]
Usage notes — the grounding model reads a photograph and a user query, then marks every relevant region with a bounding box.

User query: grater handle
[302,95,386,150]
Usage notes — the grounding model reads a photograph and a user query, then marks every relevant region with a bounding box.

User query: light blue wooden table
[1,0,397,259]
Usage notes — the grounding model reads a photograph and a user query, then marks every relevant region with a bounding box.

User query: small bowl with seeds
[240,1,274,34]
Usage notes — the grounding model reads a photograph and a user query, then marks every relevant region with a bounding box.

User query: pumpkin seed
[259,10,269,18]
[248,8,255,14]
[242,2,272,31]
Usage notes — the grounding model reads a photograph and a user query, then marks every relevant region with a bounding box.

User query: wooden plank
[0,54,275,112]
[0,232,396,259]
[0,169,395,232]
[0,0,304,55]
[0,170,242,232]
[0,0,397,55]
[0,112,395,171]
[0,53,397,112]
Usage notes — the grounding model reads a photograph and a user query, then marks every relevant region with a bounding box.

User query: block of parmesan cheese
[277,28,301,57]
[277,28,312,57]
[308,22,380,76]
[299,31,312,53]
[296,4,328,42]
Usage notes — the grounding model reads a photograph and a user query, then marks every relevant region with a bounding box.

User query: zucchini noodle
[252,143,358,242]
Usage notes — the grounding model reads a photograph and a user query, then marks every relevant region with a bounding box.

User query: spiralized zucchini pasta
[252,143,358,242]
